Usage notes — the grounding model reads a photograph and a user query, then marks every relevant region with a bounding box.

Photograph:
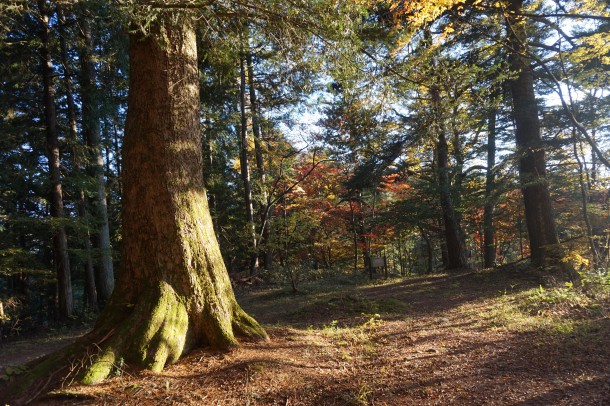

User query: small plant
[343,382,373,405]
[112,357,125,377]
[361,314,382,334]
[326,319,339,330]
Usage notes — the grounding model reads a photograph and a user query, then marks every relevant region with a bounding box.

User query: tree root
[0,281,267,404]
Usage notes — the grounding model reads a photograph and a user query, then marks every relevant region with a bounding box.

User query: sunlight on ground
[7,270,610,405]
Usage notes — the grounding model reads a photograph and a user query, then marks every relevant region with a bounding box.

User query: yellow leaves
[389,0,464,28]
[569,0,609,16]
[561,251,590,268]
[564,30,610,86]
[385,0,473,53]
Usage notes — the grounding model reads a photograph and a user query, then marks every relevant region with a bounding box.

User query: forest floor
[4,267,610,405]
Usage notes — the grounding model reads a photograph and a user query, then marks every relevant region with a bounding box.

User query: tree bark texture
[38,0,73,319]
[78,11,115,305]
[2,13,267,402]
[506,0,560,266]
[87,12,267,377]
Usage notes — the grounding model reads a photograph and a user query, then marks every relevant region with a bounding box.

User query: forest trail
[0,327,89,375]
[6,269,610,405]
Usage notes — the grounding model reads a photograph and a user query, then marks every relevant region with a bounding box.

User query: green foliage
[0,248,48,277]
[519,284,593,317]
[580,270,610,300]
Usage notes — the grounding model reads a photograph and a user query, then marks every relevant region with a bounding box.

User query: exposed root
[232,306,269,342]
[0,280,267,404]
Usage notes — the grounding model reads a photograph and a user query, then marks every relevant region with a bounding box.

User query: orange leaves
[380,173,412,197]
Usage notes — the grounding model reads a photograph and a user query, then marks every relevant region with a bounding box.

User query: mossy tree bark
[1,10,267,404]
[85,9,268,379]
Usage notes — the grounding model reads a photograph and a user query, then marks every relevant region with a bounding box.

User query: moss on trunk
[0,10,267,404]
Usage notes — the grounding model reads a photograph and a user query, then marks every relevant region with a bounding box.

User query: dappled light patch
[10,269,606,405]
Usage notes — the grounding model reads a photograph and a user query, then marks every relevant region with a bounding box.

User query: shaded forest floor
[6,268,610,405]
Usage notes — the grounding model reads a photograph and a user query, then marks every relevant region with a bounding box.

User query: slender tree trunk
[590,130,597,186]
[398,234,405,276]
[348,200,359,273]
[238,49,258,274]
[506,0,560,266]
[246,48,273,270]
[450,112,467,246]
[78,11,115,306]
[356,197,372,278]
[57,8,97,311]
[572,131,599,266]
[112,119,122,186]
[419,226,433,274]
[439,219,449,268]
[37,0,72,319]
[483,105,497,268]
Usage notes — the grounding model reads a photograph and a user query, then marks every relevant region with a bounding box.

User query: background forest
[0,0,609,339]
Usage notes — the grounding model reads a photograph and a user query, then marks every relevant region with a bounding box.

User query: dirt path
[0,328,90,373]
[6,270,610,405]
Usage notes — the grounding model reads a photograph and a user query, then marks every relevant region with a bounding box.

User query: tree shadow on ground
[240,269,542,328]
[36,269,610,405]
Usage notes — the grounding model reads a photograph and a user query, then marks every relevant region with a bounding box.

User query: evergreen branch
[518,12,610,22]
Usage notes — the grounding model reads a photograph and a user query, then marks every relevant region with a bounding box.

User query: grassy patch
[519,284,593,317]
[478,274,610,336]
[317,314,385,362]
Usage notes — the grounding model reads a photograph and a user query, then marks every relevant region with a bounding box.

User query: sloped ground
[7,269,610,405]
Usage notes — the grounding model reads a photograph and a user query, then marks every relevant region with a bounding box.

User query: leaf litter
[6,269,610,405]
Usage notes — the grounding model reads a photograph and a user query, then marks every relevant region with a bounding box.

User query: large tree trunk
[78,10,115,306]
[506,0,559,266]
[86,10,267,377]
[37,0,73,319]
[2,12,267,403]
[431,84,468,270]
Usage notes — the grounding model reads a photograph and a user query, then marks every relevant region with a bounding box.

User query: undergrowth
[484,270,610,335]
